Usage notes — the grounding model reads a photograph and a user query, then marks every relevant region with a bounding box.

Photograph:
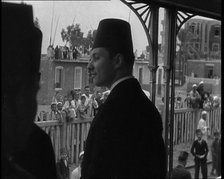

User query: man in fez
[2,2,57,179]
[81,18,166,178]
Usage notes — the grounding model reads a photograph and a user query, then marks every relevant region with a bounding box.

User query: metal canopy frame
[121,0,221,178]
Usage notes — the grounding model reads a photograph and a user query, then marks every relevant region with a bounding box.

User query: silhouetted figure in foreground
[2,2,57,179]
[171,151,192,179]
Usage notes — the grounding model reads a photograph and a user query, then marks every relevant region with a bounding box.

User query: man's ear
[113,53,125,70]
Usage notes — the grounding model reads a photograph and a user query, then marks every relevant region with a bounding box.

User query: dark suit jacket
[171,165,192,179]
[81,78,166,179]
[56,159,70,179]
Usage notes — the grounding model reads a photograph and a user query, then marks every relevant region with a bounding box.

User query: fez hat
[93,18,134,58]
[178,151,188,162]
[2,2,42,93]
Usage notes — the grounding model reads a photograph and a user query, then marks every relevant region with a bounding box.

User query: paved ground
[187,162,219,179]
[69,162,218,179]
[173,137,220,179]
[69,138,218,178]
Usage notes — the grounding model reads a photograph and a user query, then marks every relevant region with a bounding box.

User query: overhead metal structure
[121,0,221,178]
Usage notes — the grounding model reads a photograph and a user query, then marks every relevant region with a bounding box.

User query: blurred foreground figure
[81,18,166,179]
[2,2,57,179]
[171,151,192,179]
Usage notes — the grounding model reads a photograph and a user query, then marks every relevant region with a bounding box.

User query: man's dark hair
[178,151,188,162]
[196,129,202,134]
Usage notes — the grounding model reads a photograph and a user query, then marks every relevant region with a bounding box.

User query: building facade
[185,18,221,58]
[37,55,90,105]
[174,18,221,86]
[133,51,165,99]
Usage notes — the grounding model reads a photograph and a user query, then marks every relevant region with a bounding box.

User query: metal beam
[176,11,195,34]
[121,0,160,104]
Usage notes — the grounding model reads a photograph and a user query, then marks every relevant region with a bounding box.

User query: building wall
[133,61,151,85]
[37,56,51,105]
[185,19,221,55]
[187,60,221,78]
[133,55,165,97]
[37,56,89,105]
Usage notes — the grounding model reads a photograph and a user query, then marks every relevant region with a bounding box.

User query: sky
[3,0,165,55]
[3,1,215,55]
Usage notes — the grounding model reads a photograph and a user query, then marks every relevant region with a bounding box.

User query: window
[55,66,64,89]
[158,69,162,95]
[195,43,200,50]
[184,63,187,75]
[196,23,200,35]
[74,67,82,89]
[138,67,143,84]
[212,43,219,52]
[214,26,220,36]
[205,24,208,42]
[190,23,196,34]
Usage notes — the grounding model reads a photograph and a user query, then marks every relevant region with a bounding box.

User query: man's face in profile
[88,47,116,88]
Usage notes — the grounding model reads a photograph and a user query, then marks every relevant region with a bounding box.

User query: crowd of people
[47,44,91,60]
[169,81,221,110]
[186,81,221,110]
[39,86,110,122]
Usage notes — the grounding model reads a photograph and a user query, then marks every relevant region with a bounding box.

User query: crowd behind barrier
[36,106,221,166]
[47,45,91,60]
[35,81,221,169]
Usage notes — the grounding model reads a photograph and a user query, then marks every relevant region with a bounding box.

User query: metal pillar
[120,1,196,178]
[167,8,177,178]
[163,64,171,176]
[120,0,159,104]
[148,5,159,104]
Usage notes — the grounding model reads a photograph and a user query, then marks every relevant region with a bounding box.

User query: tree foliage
[61,23,96,50]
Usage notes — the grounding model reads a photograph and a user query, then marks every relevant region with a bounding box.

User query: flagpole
[49,1,55,46]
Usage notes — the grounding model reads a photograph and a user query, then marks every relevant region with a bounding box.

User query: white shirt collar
[110,76,134,92]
